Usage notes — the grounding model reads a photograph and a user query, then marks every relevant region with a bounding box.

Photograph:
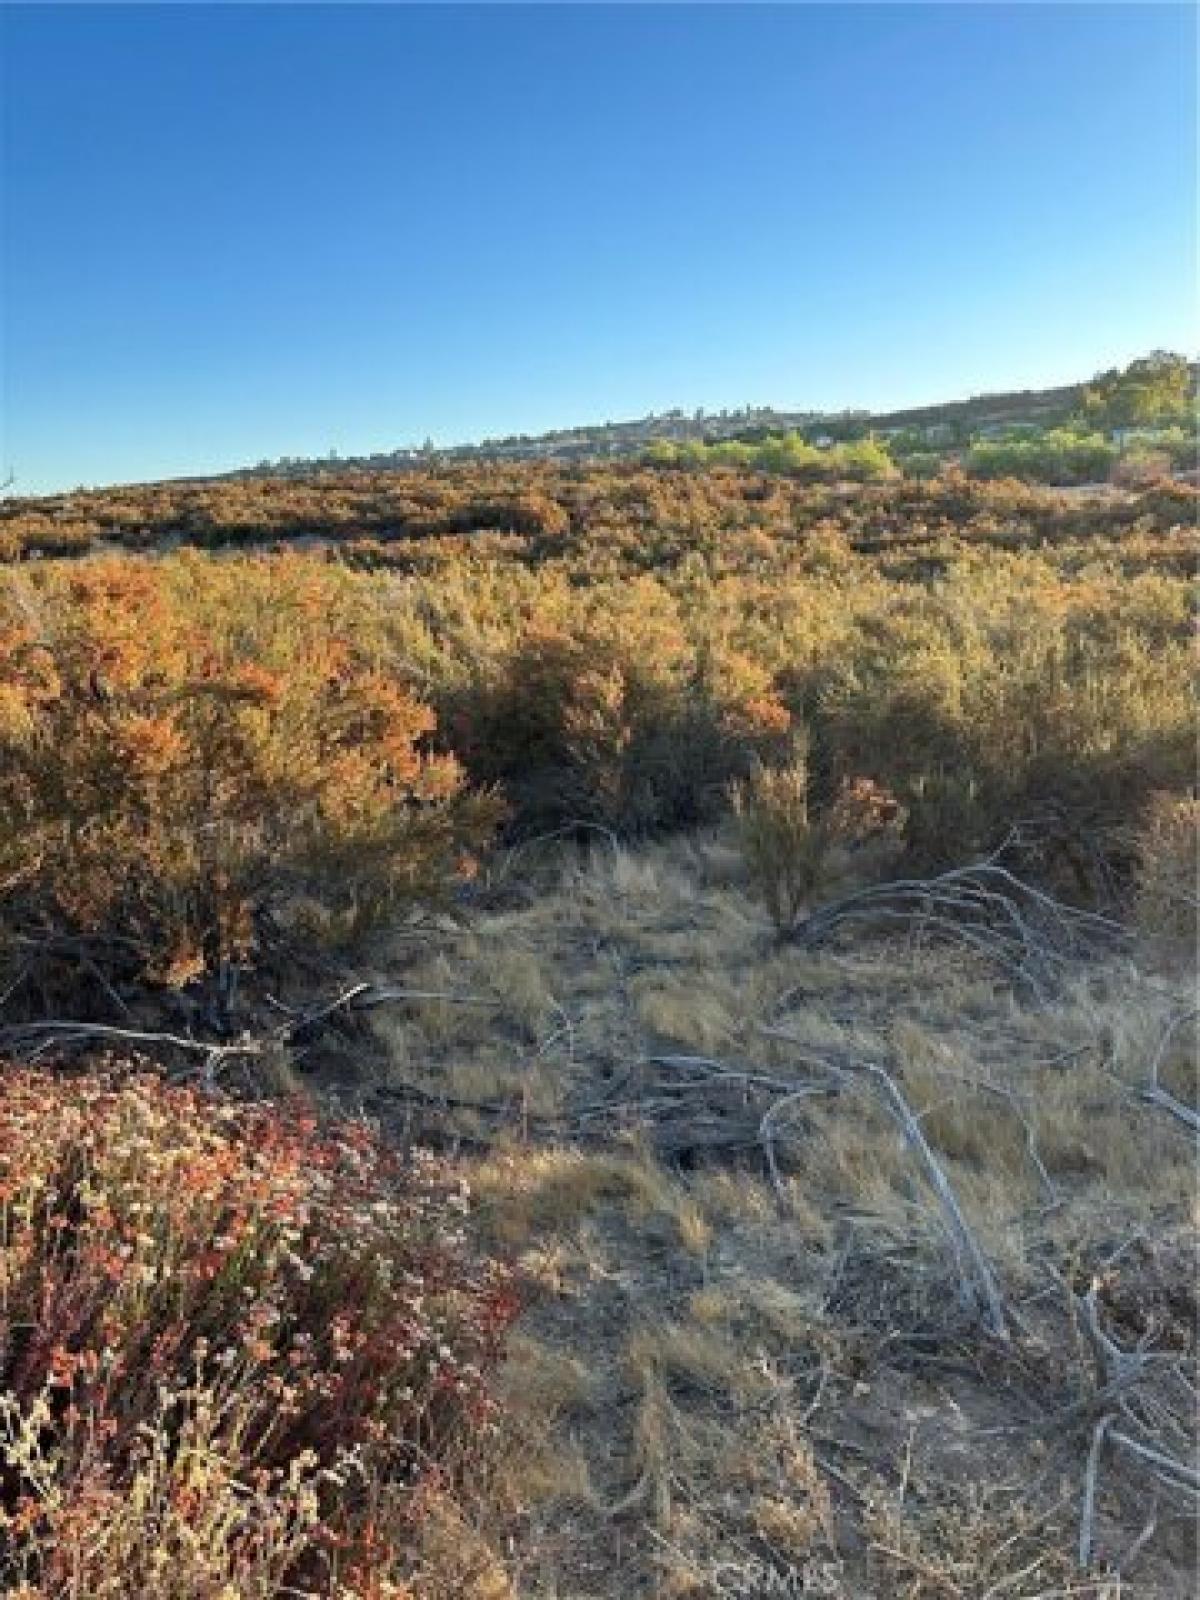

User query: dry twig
[1135,1007,1199,1133]
[787,859,1126,998]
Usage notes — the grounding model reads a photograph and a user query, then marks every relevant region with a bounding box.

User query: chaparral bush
[963,428,1117,486]
[0,555,501,998]
[805,568,1196,879]
[734,733,904,930]
[447,582,792,834]
[0,468,1194,900]
[0,1065,518,1598]
[733,741,825,931]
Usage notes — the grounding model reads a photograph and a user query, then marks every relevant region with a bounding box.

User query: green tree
[1082,352,1195,430]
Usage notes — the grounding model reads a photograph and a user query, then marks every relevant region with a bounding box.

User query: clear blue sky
[2,3,1195,492]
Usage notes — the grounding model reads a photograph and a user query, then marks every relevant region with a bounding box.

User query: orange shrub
[0,555,500,992]
[445,492,570,541]
[449,593,791,834]
[0,1065,517,1597]
[1,468,1193,893]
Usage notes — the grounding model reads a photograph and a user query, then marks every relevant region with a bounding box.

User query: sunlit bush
[734,739,825,930]
[735,736,903,930]
[1,469,1194,899]
[963,429,1116,485]
[807,573,1195,875]
[0,556,501,992]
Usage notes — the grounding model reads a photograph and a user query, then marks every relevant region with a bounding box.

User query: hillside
[230,380,1076,478]
[73,357,1179,483]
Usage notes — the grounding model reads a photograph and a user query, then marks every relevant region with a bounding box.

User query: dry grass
[334,833,1198,1597]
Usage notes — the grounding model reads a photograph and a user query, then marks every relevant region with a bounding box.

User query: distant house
[1109,427,1156,448]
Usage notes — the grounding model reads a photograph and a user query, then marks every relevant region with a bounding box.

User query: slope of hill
[231,382,1077,478]
[204,357,1194,480]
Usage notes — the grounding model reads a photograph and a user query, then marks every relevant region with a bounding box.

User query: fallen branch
[1078,1413,1115,1568]
[0,1020,252,1058]
[0,981,495,1076]
[1135,1007,1199,1133]
[759,1085,839,1211]
[786,860,1127,997]
[764,1029,1010,1339]
[1077,1281,1156,1397]
[858,1060,1011,1339]
[1137,1085,1200,1133]
[1108,1429,1200,1494]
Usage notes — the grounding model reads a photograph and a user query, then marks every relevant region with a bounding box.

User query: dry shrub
[446,493,569,541]
[1,471,1193,909]
[812,582,1195,878]
[1133,791,1199,966]
[5,470,1193,886]
[734,742,825,931]
[1111,449,1173,489]
[454,599,790,835]
[0,556,500,995]
[0,1065,517,1598]
[735,737,900,929]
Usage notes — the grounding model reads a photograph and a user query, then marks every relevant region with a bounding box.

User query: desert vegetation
[0,459,1195,1595]
[0,1070,516,1597]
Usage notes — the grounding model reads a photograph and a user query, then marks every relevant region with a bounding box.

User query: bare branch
[786,860,1127,996]
[759,1085,838,1212]
[1135,1008,1200,1133]
[1136,1084,1200,1133]
[856,1059,1010,1339]
[1108,1430,1200,1494]
[1078,1413,1114,1568]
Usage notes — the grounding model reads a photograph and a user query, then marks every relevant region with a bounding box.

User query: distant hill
[9,357,1190,498]
[829,380,1084,436]
[232,356,1198,484]
[230,373,1104,482]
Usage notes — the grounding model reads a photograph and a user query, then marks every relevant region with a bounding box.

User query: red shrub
[0,1066,517,1597]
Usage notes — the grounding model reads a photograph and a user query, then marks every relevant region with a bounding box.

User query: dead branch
[759,1085,838,1211]
[1116,1506,1159,1579]
[1078,1282,1155,1397]
[0,1019,262,1059]
[345,986,494,1011]
[489,820,621,890]
[1078,1412,1114,1568]
[643,1053,797,1097]
[890,1055,1061,1209]
[1137,1084,1200,1132]
[858,1059,1010,1339]
[0,982,493,1074]
[1135,1007,1199,1133]
[786,860,1127,996]
[1108,1430,1200,1493]
[763,1028,1010,1339]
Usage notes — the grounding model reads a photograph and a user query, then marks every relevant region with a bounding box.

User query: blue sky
[2,3,1195,492]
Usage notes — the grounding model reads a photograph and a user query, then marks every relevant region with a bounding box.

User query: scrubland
[0,464,1195,1596]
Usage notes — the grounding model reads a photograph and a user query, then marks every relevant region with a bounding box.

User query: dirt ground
[310,833,1196,1599]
